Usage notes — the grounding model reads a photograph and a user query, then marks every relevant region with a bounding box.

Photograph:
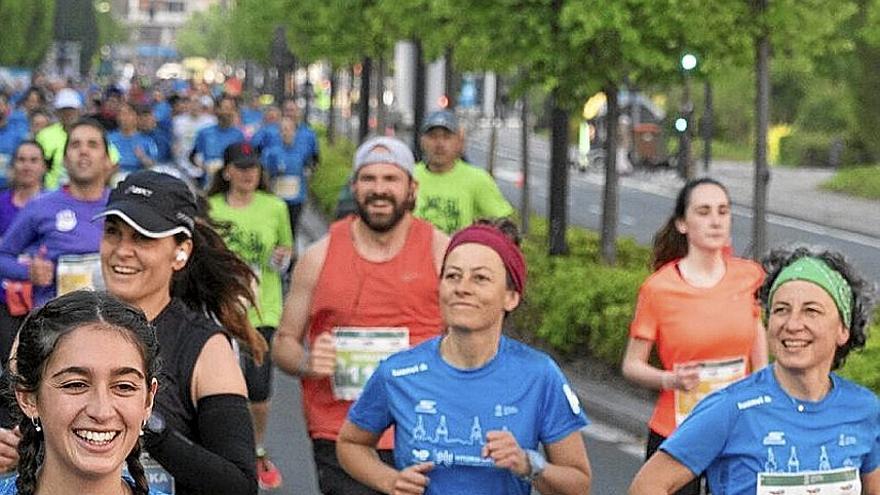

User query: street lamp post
[679,53,697,179]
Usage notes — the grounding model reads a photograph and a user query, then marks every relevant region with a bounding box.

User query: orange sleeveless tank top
[302,216,442,448]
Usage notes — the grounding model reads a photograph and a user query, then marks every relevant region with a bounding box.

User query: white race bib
[756,467,860,495]
[674,356,747,425]
[56,253,104,296]
[273,175,301,200]
[331,327,409,401]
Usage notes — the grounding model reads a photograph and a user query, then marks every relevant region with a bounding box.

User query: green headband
[768,256,853,327]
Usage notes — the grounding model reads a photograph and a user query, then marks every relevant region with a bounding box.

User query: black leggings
[647,429,706,495]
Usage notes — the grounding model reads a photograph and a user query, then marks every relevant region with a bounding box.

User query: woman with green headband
[630,246,880,495]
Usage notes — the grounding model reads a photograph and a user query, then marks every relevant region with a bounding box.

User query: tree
[176,5,232,59]
[0,0,55,68]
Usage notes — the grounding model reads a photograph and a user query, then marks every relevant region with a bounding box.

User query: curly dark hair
[8,290,160,495]
[758,246,877,370]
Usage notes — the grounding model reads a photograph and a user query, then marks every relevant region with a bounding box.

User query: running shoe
[256,454,283,490]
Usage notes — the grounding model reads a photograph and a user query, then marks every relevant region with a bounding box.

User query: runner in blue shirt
[0,92,28,189]
[108,102,159,174]
[338,219,592,495]
[250,105,281,152]
[137,104,172,164]
[190,95,244,187]
[630,247,880,495]
[262,115,314,237]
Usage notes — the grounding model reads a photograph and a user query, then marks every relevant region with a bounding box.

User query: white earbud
[176,251,188,263]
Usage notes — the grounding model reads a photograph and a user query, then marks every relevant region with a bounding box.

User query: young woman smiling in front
[97,170,265,494]
[622,178,767,495]
[5,290,162,495]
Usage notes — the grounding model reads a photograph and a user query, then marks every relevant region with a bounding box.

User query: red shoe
[256,454,283,490]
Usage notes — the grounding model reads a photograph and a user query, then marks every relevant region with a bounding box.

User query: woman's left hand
[482,430,529,477]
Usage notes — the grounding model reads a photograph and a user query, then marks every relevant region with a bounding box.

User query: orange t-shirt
[629,257,764,437]
[302,216,443,449]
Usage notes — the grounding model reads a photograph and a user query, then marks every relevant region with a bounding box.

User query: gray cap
[421,110,459,133]
[353,136,415,176]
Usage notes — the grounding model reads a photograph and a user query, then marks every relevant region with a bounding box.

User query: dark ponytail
[125,441,150,495]
[14,418,42,495]
[172,217,268,364]
[651,177,728,271]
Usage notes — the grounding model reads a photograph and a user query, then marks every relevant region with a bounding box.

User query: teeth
[113,266,138,275]
[783,340,809,348]
[75,430,118,444]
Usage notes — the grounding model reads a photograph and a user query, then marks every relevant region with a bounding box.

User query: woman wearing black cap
[96,169,266,494]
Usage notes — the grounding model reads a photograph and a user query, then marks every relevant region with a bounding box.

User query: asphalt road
[467,125,880,285]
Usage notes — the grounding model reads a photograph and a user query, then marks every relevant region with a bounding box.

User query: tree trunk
[752,0,771,260]
[703,80,713,171]
[548,90,569,256]
[328,65,337,145]
[600,86,620,265]
[348,66,357,142]
[358,56,372,144]
[682,75,694,179]
[413,40,426,159]
[444,46,457,108]
[376,57,387,134]
[520,88,530,236]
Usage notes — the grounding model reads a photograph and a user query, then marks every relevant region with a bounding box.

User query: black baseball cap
[94,170,197,238]
[224,142,260,168]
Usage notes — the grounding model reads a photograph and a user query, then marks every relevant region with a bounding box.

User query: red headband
[444,224,526,295]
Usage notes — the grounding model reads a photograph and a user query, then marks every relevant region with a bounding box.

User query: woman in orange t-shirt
[621,178,767,495]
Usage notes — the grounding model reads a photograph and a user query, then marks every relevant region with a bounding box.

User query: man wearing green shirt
[413,110,513,234]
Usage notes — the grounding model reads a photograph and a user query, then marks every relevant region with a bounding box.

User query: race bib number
[130,452,175,494]
[757,467,860,495]
[332,327,409,401]
[205,159,224,177]
[56,253,104,296]
[273,175,301,200]
[674,356,747,425]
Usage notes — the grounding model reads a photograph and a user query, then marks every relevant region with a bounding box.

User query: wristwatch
[521,449,547,482]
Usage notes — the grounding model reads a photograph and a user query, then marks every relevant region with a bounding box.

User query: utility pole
[752,0,771,260]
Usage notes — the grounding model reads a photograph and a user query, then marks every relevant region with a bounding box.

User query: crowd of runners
[0,77,877,495]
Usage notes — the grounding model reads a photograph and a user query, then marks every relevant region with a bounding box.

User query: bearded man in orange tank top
[273,136,449,495]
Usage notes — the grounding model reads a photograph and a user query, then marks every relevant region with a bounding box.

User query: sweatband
[768,256,853,327]
[444,224,526,295]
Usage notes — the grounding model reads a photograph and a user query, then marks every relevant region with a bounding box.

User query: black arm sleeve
[145,394,257,495]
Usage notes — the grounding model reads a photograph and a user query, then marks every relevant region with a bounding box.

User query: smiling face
[352,162,415,232]
[101,218,191,318]
[16,324,156,481]
[768,280,849,374]
[440,243,520,334]
[675,183,731,253]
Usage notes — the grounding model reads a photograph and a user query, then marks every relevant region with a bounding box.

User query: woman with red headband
[336,219,592,495]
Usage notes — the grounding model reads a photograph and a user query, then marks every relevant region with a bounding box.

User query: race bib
[56,253,104,296]
[332,327,409,401]
[130,452,175,494]
[674,356,747,425]
[273,175,301,200]
[757,467,860,495]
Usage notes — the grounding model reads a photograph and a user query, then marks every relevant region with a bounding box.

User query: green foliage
[778,131,845,168]
[176,5,232,59]
[310,133,356,217]
[838,313,880,393]
[0,0,55,68]
[511,219,650,363]
[821,165,880,199]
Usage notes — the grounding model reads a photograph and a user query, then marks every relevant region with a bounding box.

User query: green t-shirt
[413,159,514,234]
[208,191,293,328]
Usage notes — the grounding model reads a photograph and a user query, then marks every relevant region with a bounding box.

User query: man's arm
[430,228,450,275]
[629,451,696,495]
[272,237,329,376]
